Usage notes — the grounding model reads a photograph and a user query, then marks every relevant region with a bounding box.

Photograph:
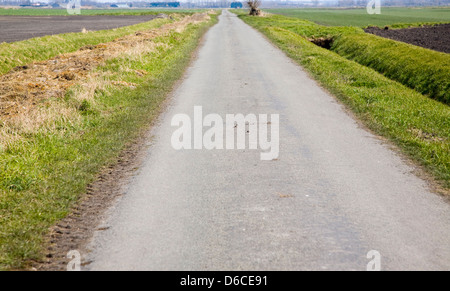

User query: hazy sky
[34,0,340,3]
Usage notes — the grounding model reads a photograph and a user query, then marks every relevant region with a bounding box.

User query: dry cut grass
[0,12,211,150]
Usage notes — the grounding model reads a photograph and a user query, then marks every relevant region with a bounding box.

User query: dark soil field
[365,24,450,54]
[0,15,158,43]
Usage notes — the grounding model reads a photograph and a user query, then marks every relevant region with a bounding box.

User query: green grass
[0,8,203,16]
[248,14,364,38]
[267,7,450,27]
[237,12,450,191]
[0,17,179,76]
[243,13,450,104]
[0,13,217,270]
[332,33,450,104]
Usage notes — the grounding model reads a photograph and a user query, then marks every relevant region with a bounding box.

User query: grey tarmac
[86,10,450,271]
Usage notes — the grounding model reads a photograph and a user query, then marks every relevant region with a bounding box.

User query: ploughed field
[365,24,450,54]
[0,15,158,43]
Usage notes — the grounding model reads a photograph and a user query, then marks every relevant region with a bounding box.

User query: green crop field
[267,7,450,27]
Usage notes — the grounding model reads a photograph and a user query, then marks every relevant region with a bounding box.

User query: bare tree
[246,0,261,16]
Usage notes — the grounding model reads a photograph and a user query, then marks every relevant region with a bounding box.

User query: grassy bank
[244,14,450,103]
[332,33,450,104]
[267,7,450,27]
[0,13,217,270]
[237,12,449,191]
[0,17,178,75]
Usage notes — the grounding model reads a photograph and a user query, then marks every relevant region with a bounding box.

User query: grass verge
[0,13,217,270]
[242,14,450,104]
[237,12,450,191]
[0,16,177,75]
[332,33,450,104]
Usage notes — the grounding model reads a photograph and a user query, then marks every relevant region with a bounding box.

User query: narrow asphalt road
[87,11,450,271]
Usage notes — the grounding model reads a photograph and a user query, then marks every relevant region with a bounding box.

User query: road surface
[86,10,450,271]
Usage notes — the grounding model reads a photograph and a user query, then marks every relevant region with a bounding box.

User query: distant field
[0,8,200,16]
[266,7,450,27]
[0,15,160,43]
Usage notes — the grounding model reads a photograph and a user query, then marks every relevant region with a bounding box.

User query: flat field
[0,15,159,43]
[266,7,450,27]
[365,23,450,53]
[0,8,202,16]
